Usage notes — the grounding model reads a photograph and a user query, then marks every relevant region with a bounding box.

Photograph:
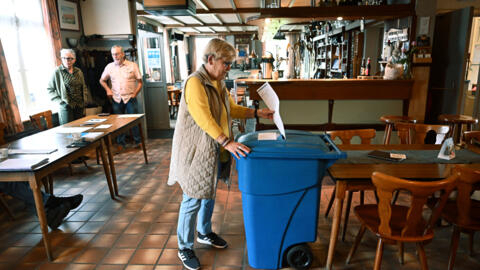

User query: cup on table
[72,133,82,142]
[0,148,8,159]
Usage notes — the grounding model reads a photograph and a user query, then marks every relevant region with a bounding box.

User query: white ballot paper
[256,82,286,139]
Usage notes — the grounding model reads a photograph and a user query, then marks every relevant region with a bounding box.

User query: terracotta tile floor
[0,138,479,269]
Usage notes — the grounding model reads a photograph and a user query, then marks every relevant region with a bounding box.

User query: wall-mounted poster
[236,44,249,58]
[57,0,80,31]
[147,48,161,68]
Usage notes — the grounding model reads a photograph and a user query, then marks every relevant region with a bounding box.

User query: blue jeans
[177,193,215,250]
[0,182,49,207]
[112,97,141,145]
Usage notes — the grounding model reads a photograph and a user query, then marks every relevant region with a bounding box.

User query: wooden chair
[380,115,418,144]
[442,166,480,270]
[395,122,450,145]
[325,129,376,241]
[29,110,53,131]
[0,122,15,220]
[438,114,478,144]
[463,131,480,145]
[29,110,84,194]
[167,85,181,119]
[346,171,458,270]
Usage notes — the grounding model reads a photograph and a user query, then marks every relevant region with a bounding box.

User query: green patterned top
[47,65,90,109]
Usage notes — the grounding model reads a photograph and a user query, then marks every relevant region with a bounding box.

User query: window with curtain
[0,0,57,120]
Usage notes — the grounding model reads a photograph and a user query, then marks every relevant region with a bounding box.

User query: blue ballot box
[235,130,346,269]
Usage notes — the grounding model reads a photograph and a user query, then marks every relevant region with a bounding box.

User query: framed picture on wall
[57,0,80,31]
[236,44,249,58]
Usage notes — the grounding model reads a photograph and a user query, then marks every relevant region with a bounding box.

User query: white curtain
[0,0,57,120]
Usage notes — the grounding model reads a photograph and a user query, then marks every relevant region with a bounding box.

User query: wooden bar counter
[235,78,414,131]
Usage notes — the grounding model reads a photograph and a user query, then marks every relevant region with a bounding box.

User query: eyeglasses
[223,61,232,68]
[62,57,75,61]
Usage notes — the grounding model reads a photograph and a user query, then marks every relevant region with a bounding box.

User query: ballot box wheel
[286,244,313,269]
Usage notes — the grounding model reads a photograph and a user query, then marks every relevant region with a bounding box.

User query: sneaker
[197,232,228,248]
[45,201,71,230]
[46,194,83,210]
[178,248,200,270]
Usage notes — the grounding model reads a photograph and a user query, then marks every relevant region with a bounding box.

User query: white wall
[80,0,132,35]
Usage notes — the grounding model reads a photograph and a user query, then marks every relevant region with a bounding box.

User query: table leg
[29,175,53,261]
[383,123,392,145]
[105,136,118,196]
[326,181,347,270]
[138,122,148,164]
[99,140,115,199]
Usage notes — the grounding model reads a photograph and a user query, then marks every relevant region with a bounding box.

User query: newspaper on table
[256,82,286,139]
[0,157,49,171]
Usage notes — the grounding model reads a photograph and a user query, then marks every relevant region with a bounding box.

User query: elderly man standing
[100,45,143,148]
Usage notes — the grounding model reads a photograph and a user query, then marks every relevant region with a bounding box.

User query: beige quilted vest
[167,65,232,199]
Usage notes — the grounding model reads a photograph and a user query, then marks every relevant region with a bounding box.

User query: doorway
[138,29,170,131]
[465,17,480,120]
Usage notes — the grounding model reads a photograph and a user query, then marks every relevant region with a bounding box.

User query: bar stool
[438,114,478,144]
[380,115,418,144]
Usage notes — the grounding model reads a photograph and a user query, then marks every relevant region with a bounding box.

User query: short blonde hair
[202,38,236,63]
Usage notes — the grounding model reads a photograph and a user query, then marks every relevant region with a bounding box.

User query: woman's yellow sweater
[185,77,249,140]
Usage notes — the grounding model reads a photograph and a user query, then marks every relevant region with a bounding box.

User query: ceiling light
[337,17,343,21]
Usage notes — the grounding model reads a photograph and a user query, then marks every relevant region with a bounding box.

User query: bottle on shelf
[360,58,366,76]
[366,57,371,76]
[383,40,392,61]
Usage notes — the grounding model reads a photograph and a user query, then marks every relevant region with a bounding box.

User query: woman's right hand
[224,140,250,159]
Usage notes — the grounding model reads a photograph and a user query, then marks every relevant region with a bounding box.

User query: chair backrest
[0,122,5,145]
[29,110,53,131]
[326,129,376,145]
[452,166,480,225]
[372,171,458,238]
[463,131,480,145]
[395,122,450,144]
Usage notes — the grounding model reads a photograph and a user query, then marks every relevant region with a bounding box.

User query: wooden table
[324,144,480,270]
[65,114,148,196]
[0,127,113,261]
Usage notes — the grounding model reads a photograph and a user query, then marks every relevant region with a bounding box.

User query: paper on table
[0,158,49,171]
[85,118,107,123]
[82,132,104,142]
[256,82,286,139]
[55,127,92,134]
[117,114,144,118]
[9,149,57,154]
[93,124,112,129]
